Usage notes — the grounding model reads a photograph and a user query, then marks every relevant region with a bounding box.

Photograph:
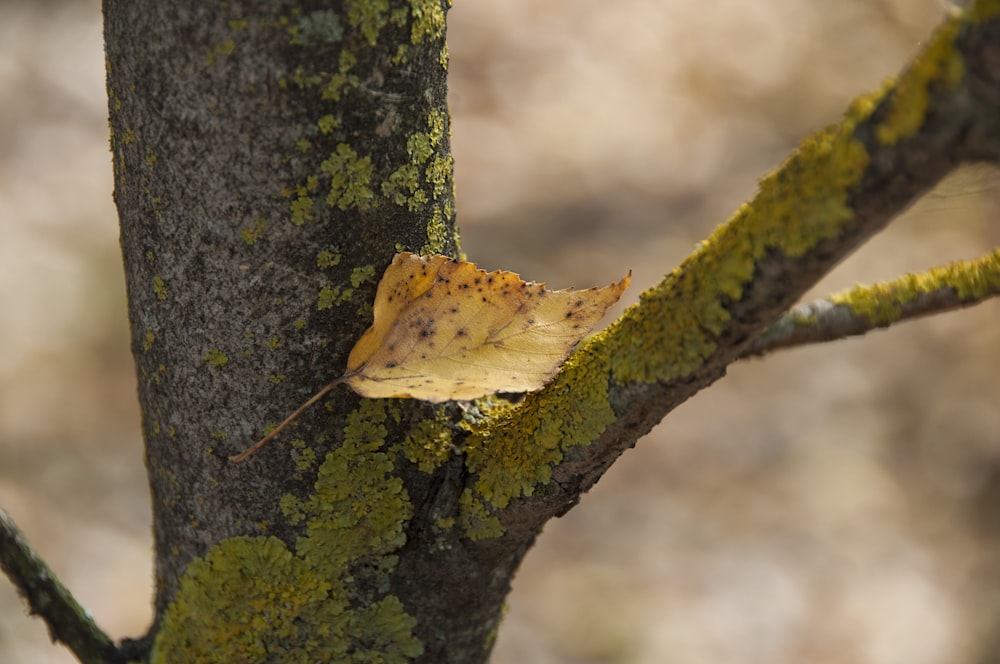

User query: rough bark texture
[102,2,514,662]
[101,1,1000,663]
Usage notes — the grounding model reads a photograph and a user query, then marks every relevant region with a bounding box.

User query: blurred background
[2,1,999,662]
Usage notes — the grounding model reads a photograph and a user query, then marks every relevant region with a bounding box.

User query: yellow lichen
[463,341,616,513]
[317,249,343,268]
[290,194,315,226]
[347,0,390,46]
[203,348,229,368]
[408,0,447,46]
[876,17,964,146]
[425,154,453,199]
[240,218,267,244]
[421,207,448,255]
[830,249,1000,325]
[317,285,355,310]
[317,114,339,134]
[321,143,374,210]
[154,401,425,660]
[150,536,351,663]
[349,265,376,288]
[402,418,453,473]
[153,275,168,301]
[607,90,872,385]
[458,488,505,541]
[296,400,411,574]
[322,51,360,101]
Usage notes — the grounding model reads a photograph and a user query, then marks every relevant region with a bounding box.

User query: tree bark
[101,1,1000,662]
[103,2,510,662]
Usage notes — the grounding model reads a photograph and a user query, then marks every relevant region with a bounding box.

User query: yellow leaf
[231,253,630,462]
[343,252,630,401]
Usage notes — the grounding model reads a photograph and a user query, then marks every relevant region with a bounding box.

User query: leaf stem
[230,378,344,462]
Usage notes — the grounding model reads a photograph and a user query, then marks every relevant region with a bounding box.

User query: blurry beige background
[2,1,999,662]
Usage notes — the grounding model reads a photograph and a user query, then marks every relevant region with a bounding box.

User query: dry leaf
[344,252,630,400]
[231,253,630,461]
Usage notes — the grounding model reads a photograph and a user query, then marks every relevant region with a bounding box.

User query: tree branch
[743,248,1000,357]
[482,0,1000,536]
[0,508,121,664]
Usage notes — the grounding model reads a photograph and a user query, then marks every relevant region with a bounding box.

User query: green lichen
[425,154,453,200]
[381,163,422,209]
[317,285,355,310]
[607,93,872,385]
[317,286,338,310]
[317,249,343,268]
[142,331,155,351]
[280,493,306,525]
[402,418,453,473]
[830,249,1000,325]
[321,143,374,210]
[290,195,315,226]
[151,536,351,663]
[464,341,616,512]
[422,207,449,255]
[409,0,447,47]
[438,42,449,70]
[322,51,360,102]
[458,489,504,541]
[296,400,411,577]
[345,596,423,660]
[293,441,317,472]
[154,402,424,660]
[204,348,229,368]
[347,0,390,46]
[240,218,267,244]
[317,114,340,134]
[876,17,964,146]
[268,374,286,384]
[376,109,453,253]
[153,275,168,301]
[350,265,376,288]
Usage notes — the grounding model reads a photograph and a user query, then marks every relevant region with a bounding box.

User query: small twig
[230,378,343,462]
[0,507,122,664]
[743,249,1000,357]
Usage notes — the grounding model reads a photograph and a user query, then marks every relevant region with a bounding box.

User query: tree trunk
[102,1,1000,662]
[104,2,515,661]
